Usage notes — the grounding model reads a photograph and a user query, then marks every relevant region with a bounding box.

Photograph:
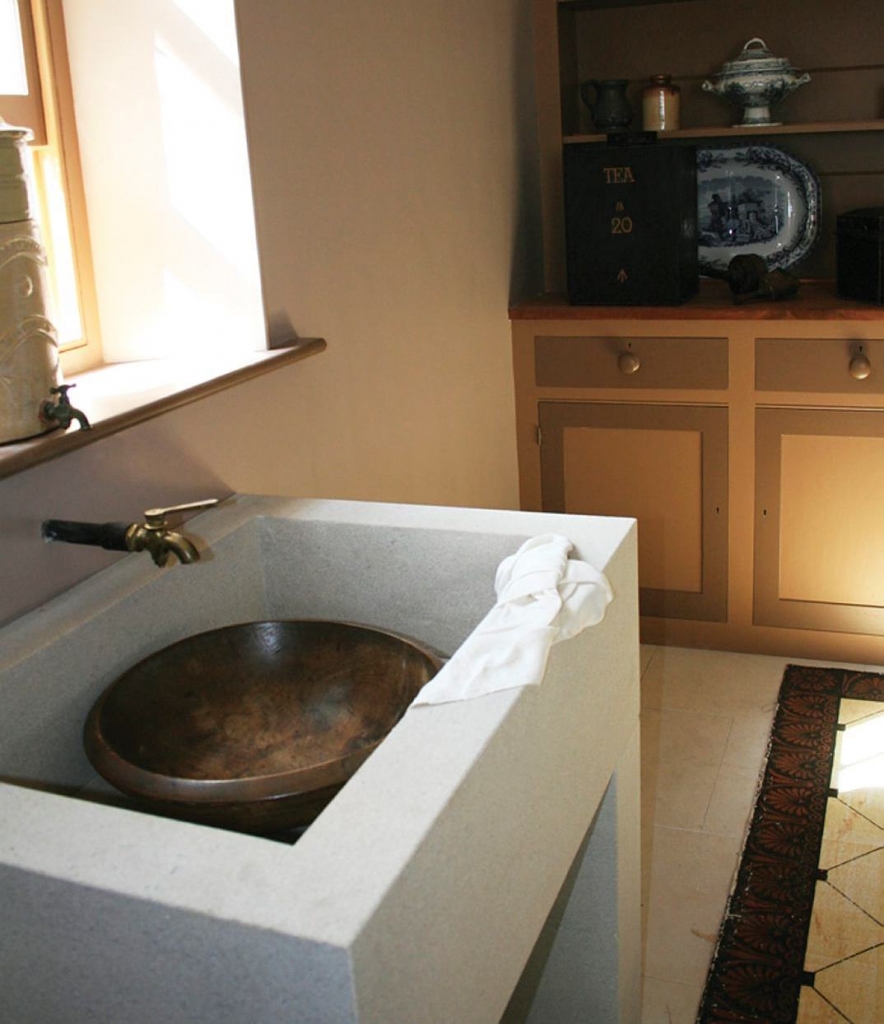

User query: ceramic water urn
[0,119,61,443]
[702,38,810,127]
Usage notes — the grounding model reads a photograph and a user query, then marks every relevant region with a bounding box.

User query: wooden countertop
[509,280,884,321]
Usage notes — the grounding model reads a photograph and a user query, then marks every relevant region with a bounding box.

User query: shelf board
[558,0,705,9]
[509,280,884,322]
[564,120,884,143]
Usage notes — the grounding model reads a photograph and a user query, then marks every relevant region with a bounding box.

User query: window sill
[0,338,326,481]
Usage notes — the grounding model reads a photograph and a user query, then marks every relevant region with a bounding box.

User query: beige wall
[0,0,540,624]
[233,0,540,506]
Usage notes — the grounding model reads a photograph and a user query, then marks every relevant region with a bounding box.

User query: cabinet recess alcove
[513,1,884,661]
[533,0,884,290]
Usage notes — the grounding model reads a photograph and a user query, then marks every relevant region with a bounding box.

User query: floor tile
[813,942,884,1024]
[838,748,884,794]
[837,705,884,797]
[649,759,720,830]
[818,797,884,869]
[641,657,664,709]
[721,711,775,768]
[640,647,784,716]
[830,731,843,788]
[646,708,732,769]
[643,887,725,986]
[644,826,742,986]
[640,707,662,764]
[828,847,884,923]
[646,826,742,908]
[805,880,884,969]
[702,762,761,837]
[839,697,884,726]
[842,783,884,830]
[796,985,850,1023]
[640,645,658,679]
[640,975,703,1024]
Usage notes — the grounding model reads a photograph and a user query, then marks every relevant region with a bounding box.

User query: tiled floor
[638,645,884,1024]
[798,698,884,1023]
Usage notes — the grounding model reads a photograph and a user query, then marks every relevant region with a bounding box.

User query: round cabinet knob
[618,351,641,375]
[849,352,872,381]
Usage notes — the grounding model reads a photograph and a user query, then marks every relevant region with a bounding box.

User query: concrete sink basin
[84,619,443,834]
[0,496,640,1024]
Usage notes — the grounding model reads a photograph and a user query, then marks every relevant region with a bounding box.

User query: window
[1,0,102,372]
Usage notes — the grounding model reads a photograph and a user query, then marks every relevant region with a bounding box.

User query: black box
[563,141,698,305]
[837,207,884,304]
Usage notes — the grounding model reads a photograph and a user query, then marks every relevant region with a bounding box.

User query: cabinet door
[755,407,884,633]
[539,402,728,621]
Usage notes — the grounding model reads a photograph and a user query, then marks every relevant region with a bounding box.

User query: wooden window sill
[0,339,326,481]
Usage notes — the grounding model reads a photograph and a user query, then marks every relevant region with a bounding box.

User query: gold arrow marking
[617,269,628,284]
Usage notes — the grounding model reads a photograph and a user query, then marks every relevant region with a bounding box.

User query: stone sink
[0,496,640,1024]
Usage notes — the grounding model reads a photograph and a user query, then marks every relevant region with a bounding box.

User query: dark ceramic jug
[580,79,632,131]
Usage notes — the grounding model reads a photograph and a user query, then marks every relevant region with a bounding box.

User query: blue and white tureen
[702,37,811,127]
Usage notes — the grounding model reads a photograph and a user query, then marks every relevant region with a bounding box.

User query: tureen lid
[719,37,793,74]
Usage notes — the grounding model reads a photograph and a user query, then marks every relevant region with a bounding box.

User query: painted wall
[0,0,540,624]
[232,0,540,506]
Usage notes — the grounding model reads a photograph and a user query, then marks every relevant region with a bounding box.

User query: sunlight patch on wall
[61,0,266,365]
[172,0,241,64]
[154,36,259,279]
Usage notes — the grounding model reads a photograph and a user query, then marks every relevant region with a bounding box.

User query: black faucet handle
[42,519,130,551]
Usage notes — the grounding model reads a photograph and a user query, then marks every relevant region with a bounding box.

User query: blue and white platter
[697,145,821,276]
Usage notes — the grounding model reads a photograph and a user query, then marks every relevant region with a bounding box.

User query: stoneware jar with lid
[642,75,681,132]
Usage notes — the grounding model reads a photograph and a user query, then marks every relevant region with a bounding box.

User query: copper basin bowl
[84,620,443,834]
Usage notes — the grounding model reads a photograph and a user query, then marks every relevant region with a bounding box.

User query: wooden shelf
[559,0,704,9]
[509,280,884,321]
[0,339,326,481]
[564,120,884,144]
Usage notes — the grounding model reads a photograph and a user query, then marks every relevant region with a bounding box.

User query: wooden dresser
[511,282,884,662]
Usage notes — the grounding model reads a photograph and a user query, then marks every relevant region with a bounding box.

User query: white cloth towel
[411,533,613,707]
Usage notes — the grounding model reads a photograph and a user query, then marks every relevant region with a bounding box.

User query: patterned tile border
[696,664,884,1023]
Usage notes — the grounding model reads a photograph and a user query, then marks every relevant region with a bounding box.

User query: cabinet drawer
[756,337,884,393]
[534,335,728,390]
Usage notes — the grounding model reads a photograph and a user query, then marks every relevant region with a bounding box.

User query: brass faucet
[40,383,91,431]
[125,500,220,565]
[42,499,219,567]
